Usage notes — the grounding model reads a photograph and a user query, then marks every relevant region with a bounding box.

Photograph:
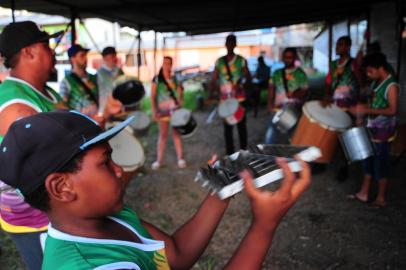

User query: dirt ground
[1,104,406,270]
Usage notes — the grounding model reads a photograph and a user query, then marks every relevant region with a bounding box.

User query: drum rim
[170,108,192,127]
[108,128,145,168]
[218,98,239,118]
[303,101,352,131]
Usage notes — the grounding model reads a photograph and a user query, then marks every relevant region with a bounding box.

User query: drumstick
[206,106,218,124]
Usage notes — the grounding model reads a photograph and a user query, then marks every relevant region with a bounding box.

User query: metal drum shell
[170,108,198,138]
[272,105,300,133]
[339,127,375,163]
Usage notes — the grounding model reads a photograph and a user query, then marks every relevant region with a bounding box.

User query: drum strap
[70,73,99,106]
[161,76,179,106]
[223,56,242,85]
[282,68,289,96]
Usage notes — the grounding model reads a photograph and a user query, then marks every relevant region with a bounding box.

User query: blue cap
[67,44,90,58]
[0,110,134,195]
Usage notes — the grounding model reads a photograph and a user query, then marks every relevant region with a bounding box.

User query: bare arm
[210,69,219,99]
[352,84,399,116]
[367,84,399,116]
[150,82,158,121]
[0,104,38,136]
[224,158,311,270]
[177,84,184,106]
[142,194,230,270]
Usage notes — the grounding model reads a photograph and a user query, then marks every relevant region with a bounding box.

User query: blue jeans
[264,113,294,145]
[362,142,390,181]
[9,231,45,270]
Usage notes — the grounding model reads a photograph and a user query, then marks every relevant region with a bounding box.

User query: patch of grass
[156,213,174,231]
[194,256,218,270]
[0,230,24,269]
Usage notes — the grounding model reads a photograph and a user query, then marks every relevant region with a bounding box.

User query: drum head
[108,128,145,169]
[218,98,239,118]
[304,101,352,130]
[113,76,145,106]
[129,111,150,130]
[171,108,191,127]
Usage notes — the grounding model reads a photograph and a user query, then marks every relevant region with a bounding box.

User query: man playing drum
[266,47,309,144]
[325,36,361,109]
[97,46,124,116]
[0,21,65,269]
[211,34,252,155]
[60,44,101,120]
[349,52,399,207]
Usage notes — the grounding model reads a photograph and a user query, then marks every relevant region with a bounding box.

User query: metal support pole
[328,21,333,64]
[11,0,15,23]
[70,9,77,46]
[396,0,404,80]
[153,31,157,76]
[137,30,142,78]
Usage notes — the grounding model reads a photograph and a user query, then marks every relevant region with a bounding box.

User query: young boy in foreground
[0,110,311,269]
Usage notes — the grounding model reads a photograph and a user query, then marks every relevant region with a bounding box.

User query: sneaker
[177,159,187,169]
[151,161,161,170]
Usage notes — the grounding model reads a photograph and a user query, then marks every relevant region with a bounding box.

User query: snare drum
[339,127,375,163]
[128,111,151,136]
[170,108,197,138]
[272,104,300,134]
[218,98,245,125]
[108,127,145,182]
[291,101,352,163]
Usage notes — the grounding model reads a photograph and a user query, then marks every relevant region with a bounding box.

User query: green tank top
[0,77,63,143]
[371,75,397,109]
[153,75,179,104]
[42,206,171,270]
[215,54,246,85]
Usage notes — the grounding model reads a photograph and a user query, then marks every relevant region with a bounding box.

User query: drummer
[211,34,252,155]
[60,44,104,124]
[97,46,125,116]
[324,36,361,109]
[349,52,399,207]
[151,56,186,170]
[265,47,309,144]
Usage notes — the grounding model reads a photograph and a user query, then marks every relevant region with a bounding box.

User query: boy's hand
[241,157,311,233]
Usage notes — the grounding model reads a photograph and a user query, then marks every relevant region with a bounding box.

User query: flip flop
[368,201,387,208]
[346,194,368,203]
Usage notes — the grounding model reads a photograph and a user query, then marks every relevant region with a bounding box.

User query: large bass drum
[339,127,375,163]
[291,101,352,163]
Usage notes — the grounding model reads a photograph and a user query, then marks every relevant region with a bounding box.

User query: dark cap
[0,21,63,59]
[67,44,90,58]
[0,110,134,196]
[102,46,117,57]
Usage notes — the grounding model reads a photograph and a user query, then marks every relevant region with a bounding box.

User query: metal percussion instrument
[272,104,300,133]
[339,126,375,163]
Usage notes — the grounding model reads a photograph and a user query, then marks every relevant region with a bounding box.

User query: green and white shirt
[60,72,99,114]
[367,74,398,142]
[42,206,171,270]
[215,54,247,100]
[272,67,308,107]
[0,77,63,233]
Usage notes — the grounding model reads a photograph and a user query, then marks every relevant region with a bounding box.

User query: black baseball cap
[102,46,117,57]
[67,44,90,58]
[0,110,134,196]
[0,21,63,59]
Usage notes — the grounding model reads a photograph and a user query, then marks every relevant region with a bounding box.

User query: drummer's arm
[363,85,399,116]
[177,84,184,106]
[268,84,276,112]
[151,82,159,120]
[142,194,230,270]
[243,60,252,82]
[210,69,219,99]
[0,104,37,136]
